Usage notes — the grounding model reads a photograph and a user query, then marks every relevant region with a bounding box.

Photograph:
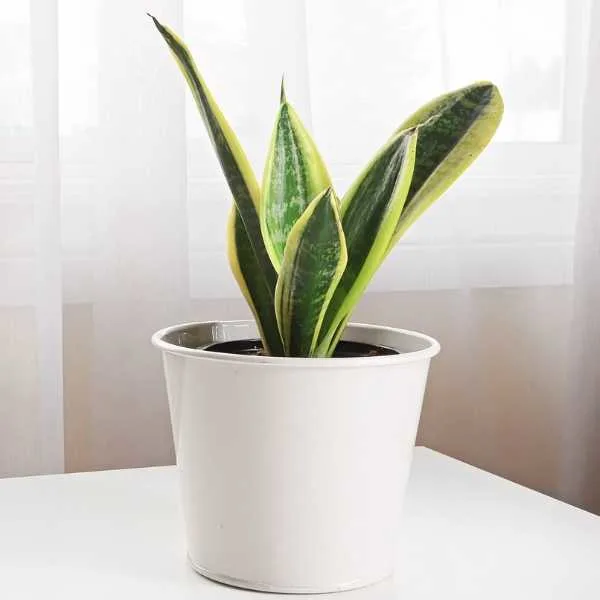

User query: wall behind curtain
[0,0,595,509]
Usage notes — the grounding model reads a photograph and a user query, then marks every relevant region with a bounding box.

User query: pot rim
[152,320,440,368]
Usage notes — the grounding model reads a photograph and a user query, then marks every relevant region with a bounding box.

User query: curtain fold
[562,0,600,513]
[31,0,64,474]
[84,0,190,470]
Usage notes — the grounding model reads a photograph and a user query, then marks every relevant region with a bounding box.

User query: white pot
[152,320,439,594]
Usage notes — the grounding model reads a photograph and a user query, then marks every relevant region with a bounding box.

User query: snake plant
[150,16,504,358]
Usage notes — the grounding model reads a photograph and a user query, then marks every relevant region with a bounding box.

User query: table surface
[1,447,598,599]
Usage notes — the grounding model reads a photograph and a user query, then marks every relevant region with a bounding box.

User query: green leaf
[150,16,263,250]
[150,15,281,354]
[315,130,418,356]
[275,188,347,357]
[389,81,504,248]
[227,206,284,356]
[262,81,332,271]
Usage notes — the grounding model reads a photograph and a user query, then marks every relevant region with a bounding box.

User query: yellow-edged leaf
[262,81,331,271]
[275,188,346,357]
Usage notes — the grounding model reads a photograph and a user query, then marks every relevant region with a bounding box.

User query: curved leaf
[150,16,280,353]
[275,188,347,357]
[316,129,418,355]
[389,81,504,248]
[227,206,284,355]
[262,82,331,271]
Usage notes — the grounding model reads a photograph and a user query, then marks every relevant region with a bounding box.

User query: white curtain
[562,0,600,513]
[1,0,597,510]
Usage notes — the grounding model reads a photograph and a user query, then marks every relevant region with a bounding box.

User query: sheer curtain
[1,0,597,509]
[563,0,600,513]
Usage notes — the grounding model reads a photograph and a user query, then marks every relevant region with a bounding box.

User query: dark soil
[205,339,398,358]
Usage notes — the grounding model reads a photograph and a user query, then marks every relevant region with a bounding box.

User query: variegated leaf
[389,81,504,248]
[151,15,282,354]
[275,188,346,357]
[227,206,284,355]
[316,130,418,355]
[262,81,331,271]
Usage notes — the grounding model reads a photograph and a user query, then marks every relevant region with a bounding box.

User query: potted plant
[150,15,503,594]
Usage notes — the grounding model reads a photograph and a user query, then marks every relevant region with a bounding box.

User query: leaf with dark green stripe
[388,81,503,249]
[150,15,282,354]
[227,206,283,355]
[262,81,331,271]
[275,188,347,357]
[150,16,264,253]
[316,130,418,356]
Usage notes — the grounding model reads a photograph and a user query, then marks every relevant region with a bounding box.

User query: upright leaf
[150,16,263,250]
[316,129,418,355]
[262,81,331,271]
[227,206,284,355]
[389,81,504,248]
[150,16,281,354]
[275,188,347,357]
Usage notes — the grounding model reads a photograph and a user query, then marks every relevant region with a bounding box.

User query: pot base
[188,556,391,594]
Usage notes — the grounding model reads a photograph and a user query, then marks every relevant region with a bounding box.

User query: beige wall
[354,287,573,500]
[4,286,575,503]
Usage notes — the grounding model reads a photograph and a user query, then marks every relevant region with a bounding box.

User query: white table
[1,447,598,599]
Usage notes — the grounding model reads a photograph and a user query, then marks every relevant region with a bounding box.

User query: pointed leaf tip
[148,13,169,37]
[147,13,159,27]
[280,75,286,104]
